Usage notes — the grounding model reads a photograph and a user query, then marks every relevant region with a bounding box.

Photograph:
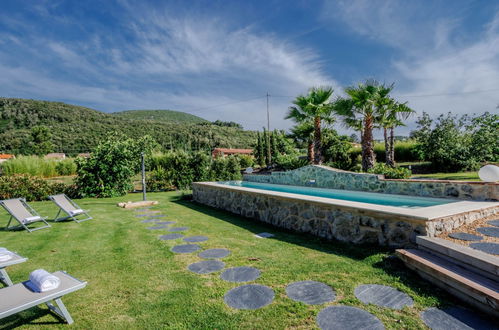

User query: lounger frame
[0,271,86,324]
[0,252,28,287]
[0,198,50,233]
[49,194,92,223]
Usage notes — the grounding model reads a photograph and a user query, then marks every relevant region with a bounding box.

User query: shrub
[237,154,254,169]
[74,134,156,198]
[146,166,175,192]
[55,158,77,176]
[0,174,67,201]
[274,154,308,171]
[367,163,412,179]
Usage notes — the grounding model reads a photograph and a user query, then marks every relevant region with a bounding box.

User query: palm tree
[333,80,391,171]
[290,122,315,163]
[286,87,334,164]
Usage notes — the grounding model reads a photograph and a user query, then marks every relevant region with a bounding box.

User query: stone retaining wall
[244,165,498,201]
[193,183,428,247]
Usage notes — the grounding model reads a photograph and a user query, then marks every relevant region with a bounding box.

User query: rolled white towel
[69,209,84,216]
[0,247,12,262]
[29,269,60,292]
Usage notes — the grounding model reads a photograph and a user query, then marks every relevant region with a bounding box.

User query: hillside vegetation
[113,109,209,124]
[0,98,256,154]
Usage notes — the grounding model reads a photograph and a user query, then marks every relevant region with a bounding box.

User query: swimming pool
[221,181,454,208]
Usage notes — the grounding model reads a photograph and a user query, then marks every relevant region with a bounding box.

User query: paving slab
[448,232,483,241]
[156,221,176,225]
[188,260,225,274]
[148,215,167,218]
[159,234,184,241]
[488,220,499,227]
[170,244,201,254]
[146,225,169,230]
[476,227,499,238]
[255,232,274,238]
[286,281,335,305]
[316,305,384,330]
[183,235,209,243]
[421,307,499,330]
[224,284,274,310]
[141,219,159,223]
[199,248,230,259]
[135,214,150,217]
[469,242,499,255]
[220,267,261,282]
[168,227,189,232]
[354,284,413,309]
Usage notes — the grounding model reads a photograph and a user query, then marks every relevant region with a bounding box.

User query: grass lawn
[411,171,480,181]
[0,192,469,329]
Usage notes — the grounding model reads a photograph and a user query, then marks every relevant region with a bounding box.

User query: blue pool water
[221,181,454,208]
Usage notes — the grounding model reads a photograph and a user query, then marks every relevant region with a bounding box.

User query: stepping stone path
[476,227,499,238]
[169,227,189,232]
[220,267,260,282]
[159,234,183,241]
[354,284,413,309]
[448,232,483,241]
[421,307,499,330]
[199,248,230,259]
[183,235,209,243]
[148,215,167,218]
[316,306,384,330]
[188,260,225,274]
[224,284,274,310]
[171,244,201,254]
[135,208,152,212]
[147,225,169,230]
[286,281,335,305]
[469,242,499,255]
[135,214,150,217]
[141,219,159,223]
[255,232,274,238]
[156,221,175,225]
[488,219,499,227]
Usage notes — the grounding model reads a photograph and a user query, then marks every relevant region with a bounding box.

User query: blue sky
[1,0,498,134]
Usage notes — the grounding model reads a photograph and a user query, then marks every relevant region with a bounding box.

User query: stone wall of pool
[192,182,498,248]
[243,165,498,201]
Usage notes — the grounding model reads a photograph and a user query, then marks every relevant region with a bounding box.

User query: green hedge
[0,174,69,201]
[349,141,418,163]
[0,156,77,177]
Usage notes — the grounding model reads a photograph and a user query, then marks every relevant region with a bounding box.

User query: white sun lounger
[0,251,27,286]
[0,198,50,232]
[48,194,92,223]
[0,271,87,324]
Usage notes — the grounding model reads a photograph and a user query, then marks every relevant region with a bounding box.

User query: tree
[255,131,266,167]
[286,86,334,164]
[289,122,315,163]
[333,80,392,171]
[29,125,54,156]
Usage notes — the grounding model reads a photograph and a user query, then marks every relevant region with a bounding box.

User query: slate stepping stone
[354,284,413,309]
[488,220,499,227]
[171,244,201,254]
[316,305,384,330]
[421,307,499,330]
[135,214,150,217]
[449,232,483,241]
[183,235,209,243]
[156,221,176,225]
[224,284,274,310]
[135,208,152,212]
[199,248,230,259]
[476,227,499,238]
[255,232,274,238]
[286,280,335,305]
[220,267,260,282]
[188,260,225,274]
[146,225,168,230]
[141,219,159,223]
[148,215,167,218]
[159,233,183,240]
[169,227,189,232]
[469,242,499,255]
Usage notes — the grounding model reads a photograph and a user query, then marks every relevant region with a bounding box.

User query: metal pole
[266,92,271,165]
[141,152,146,201]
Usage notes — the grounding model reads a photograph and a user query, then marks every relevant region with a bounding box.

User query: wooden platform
[396,236,499,318]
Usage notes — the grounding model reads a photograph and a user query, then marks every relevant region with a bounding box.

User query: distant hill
[113,109,209,124]
[0,98,256,155]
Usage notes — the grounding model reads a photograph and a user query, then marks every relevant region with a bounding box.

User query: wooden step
[396,248,499,318]
[416,236,499,281]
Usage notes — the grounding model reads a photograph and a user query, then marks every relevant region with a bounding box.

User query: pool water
[221,181,455,208]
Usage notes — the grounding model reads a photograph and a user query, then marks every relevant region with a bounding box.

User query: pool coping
[193,182,499,223]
